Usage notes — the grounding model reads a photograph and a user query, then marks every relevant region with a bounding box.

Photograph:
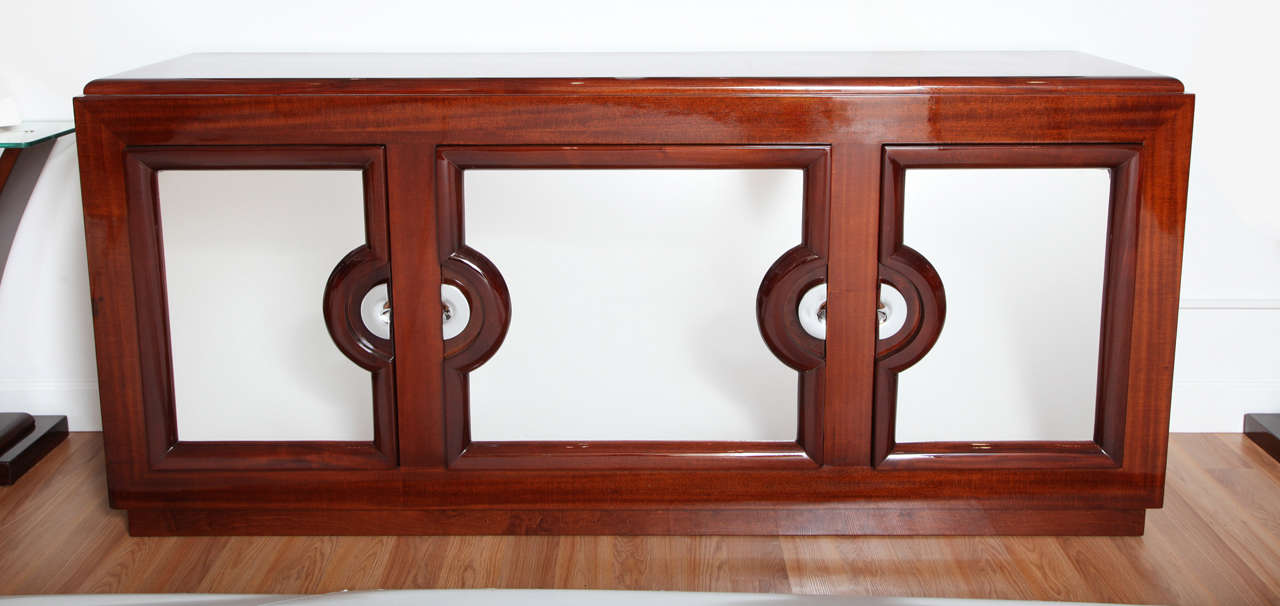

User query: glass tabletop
[0,121,75,148]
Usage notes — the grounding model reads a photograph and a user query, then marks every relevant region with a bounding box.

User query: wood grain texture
[873,145,1144,471]
[125,508,1147,537]
[85,76,1186,97]
[3,433,1280,604]
[437,145,830,470]
[385,142,444,467]
[118,146,397,472]
[72,61,1194,535]
[450,442,817,471]
[80,51,1187,96]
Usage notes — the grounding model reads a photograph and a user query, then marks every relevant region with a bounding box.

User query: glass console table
[72,53,1194,536]
[0,121,74,484]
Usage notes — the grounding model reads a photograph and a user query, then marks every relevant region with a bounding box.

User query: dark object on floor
[0,414,68,485]
[1244,413,1280,463]
[0,413,35,451]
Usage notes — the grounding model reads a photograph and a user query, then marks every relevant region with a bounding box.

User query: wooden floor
[2,433,1279,604]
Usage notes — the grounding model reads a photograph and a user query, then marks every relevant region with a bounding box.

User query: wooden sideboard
[73,52,1194,536]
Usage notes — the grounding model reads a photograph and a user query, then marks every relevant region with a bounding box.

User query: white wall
[0,0,1275,432]
[896,169,1112,443]
[466,170,802,442]
[159,170,375,442]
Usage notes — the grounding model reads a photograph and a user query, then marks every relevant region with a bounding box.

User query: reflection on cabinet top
[84,52,1184,96]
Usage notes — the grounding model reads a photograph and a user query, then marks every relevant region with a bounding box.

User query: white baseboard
[1172,381,1280,432]
[0,381,101,430]
[1170,303,1280,431]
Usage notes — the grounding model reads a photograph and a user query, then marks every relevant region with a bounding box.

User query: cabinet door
[874,145,1140,469]
[124,147,396,470]
[435,146,830,469]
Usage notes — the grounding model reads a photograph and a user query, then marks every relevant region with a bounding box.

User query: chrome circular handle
[359,283,474,341]
[359,283,392,340]
[441,283,471,340]
[878,282,907,340]
[797,283,827,340]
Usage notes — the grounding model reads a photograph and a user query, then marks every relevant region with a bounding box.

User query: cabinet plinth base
[126,507,1145,536]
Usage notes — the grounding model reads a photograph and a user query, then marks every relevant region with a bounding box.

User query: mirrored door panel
[464,169,803,441]
[158,169,375,442]
[892,168,1111,443]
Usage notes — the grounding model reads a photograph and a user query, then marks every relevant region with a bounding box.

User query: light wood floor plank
[1,433,1278,604]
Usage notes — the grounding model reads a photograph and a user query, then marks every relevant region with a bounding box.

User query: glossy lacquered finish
[120,146,397,471]
[72,52,1194,535]
[0,415,68,485]
[874,145,1142,470]
[85,51,1183,96]
[437,145,829,470]
[0,413,34,452]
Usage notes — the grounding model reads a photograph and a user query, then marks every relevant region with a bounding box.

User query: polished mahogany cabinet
[73,52,1194,536]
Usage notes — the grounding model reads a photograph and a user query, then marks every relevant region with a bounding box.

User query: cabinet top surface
[85,52,1184,96]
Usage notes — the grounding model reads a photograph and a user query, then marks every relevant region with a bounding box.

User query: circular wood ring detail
[757,245,826,371]
[323,245,393,370]
[875,245,946,370]
[442,246,512,371]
